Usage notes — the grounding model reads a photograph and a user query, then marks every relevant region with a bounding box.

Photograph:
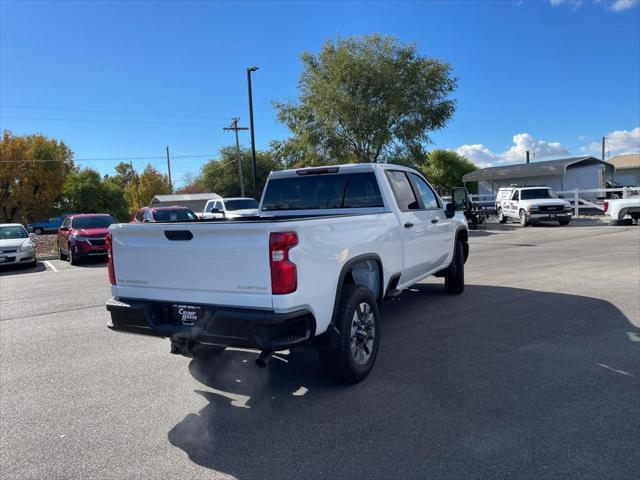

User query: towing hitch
[255,350,273,368]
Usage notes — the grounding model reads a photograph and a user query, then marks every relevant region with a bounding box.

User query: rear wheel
[33,227,44,235]
[497,208,508,224]
[558,219,570,226]
[445,240,465,294]
[519,209,528,227]
[322,285,380,384]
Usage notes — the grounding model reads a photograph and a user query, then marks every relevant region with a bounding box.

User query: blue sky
[1,0,639,186]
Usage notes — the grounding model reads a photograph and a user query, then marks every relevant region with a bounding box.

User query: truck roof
[268,162,417,179]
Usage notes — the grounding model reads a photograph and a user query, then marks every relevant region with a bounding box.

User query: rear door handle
[404,222,414,228]
[431,218,439,224]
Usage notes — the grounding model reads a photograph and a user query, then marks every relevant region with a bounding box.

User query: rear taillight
[106,233,116,285]
[269,232,298,294]
[603,201,609,213]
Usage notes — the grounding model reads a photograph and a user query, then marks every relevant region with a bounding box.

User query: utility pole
[223,117,249,197]
[130,161,141,208]
[526,150,530,164]
[166,146,173,193]
[601,137,606,162]
[247,66,259,198]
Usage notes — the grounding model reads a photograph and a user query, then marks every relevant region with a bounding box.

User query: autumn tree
[175,172,205,194]
[0,131,74,223]
[125,164,170,214]
[274,34,457,165]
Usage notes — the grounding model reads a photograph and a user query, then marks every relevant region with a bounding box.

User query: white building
[462,156,614,196]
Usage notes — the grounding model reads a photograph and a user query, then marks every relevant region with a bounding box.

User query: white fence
[450,187,640,216]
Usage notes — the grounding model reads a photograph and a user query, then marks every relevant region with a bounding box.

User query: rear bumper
[106,297,315,350]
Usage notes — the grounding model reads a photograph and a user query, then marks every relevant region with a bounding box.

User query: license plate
[172,304,202,325]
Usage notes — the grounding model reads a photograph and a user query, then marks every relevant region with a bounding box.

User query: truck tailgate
[109,222,273,309]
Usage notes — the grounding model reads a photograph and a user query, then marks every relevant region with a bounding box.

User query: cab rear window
[262,172,384,211]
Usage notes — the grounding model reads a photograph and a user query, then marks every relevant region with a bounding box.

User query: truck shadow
[168,284,639,480]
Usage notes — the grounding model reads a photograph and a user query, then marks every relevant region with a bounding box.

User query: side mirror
[59,226,69,231]
[29,233,36,238]
[445,202,455,219]
[209,207,220,213]
[451,187,470,212]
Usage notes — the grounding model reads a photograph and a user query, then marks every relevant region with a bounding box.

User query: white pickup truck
[604,197,640,225]
[201,197,260,220]
[496,186,572,227]
[106,163,470,383]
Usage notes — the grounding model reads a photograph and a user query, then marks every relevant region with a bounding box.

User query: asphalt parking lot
[1,220,639,480]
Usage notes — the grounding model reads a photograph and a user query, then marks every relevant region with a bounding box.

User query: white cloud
[455,144,498,167]
[581,127,640,157]
[549,0,639,11]
[610,0,639,11]
[456,133,569,167]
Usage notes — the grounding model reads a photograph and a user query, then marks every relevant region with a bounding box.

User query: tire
[68,243,78,265]
[558,219,570,226]
[28,259,37,268]
[58,243,67,260]
[519,209,528,227]
[322,285,380,384]
[33,227,44,235]
[497,208,508,224]
[445,240,465,294]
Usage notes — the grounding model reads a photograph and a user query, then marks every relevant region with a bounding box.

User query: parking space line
[43,260,58,272]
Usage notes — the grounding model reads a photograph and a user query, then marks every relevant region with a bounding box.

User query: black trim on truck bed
[106,298,315,350]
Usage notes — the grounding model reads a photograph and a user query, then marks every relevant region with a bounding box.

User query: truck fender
[330,254,383,327]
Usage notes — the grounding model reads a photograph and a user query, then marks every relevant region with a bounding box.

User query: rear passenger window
[410,174,440,209]
[386,171,420,211]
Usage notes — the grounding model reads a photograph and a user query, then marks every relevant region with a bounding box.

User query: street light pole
[247,66,259,198]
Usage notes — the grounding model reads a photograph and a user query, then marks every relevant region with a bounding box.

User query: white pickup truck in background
[604,197,640,225]
[106,163,470,383]
[496,186,572,227]
[201,197,260,219]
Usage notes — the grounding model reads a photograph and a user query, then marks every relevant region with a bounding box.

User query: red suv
[130,206,198,223]
[57,214,115,265]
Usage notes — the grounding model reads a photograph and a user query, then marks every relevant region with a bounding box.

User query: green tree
[0,131,74,223]
[124,164,171,214]
[61,168,128,221]
[200,146,282,198]
[274,34,457,165]
[420,149,476,194]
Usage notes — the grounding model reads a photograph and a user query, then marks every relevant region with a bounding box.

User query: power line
[0,153,218,163]
[0,104,230,120]
[0,115,215,127]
